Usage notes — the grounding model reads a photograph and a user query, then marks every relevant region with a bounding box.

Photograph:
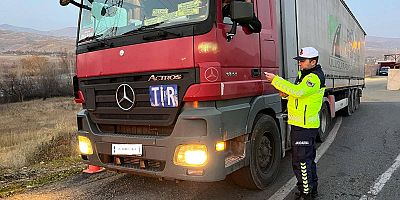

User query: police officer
[265,47,325,200]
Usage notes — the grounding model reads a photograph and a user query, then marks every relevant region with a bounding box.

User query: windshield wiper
[122,22,165,35]
[78,33,113,50]
[142,29,181,40]
[137,22,166,32]
[78,34,103,43]
[122,21,181,38]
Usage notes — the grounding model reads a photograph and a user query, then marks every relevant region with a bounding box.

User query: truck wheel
[342,90,353,116]
[354,89,360,110]
[351,89,356,113]
[230,115,281,190]
[317,103,331,142]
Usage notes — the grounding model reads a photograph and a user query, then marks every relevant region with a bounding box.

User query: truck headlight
[78,136,93,155]
[174,144,208,167]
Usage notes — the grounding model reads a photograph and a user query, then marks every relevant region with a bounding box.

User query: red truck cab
[67,0,285,190]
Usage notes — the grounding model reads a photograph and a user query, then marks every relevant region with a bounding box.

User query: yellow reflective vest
[271,69,325,128]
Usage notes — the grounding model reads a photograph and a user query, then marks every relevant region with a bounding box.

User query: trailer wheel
[350,89,356,113]
[317,103,331,142]
[342,90,353,116]
[230,115,281,190]
[354,89,360,110]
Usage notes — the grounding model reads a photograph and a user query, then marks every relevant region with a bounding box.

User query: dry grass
[0,55,61,66]
[0,55,65,77]
[0,97,81,169]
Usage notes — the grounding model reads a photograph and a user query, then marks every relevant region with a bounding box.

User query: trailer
[62,0,365,190]
[280,0,365,142]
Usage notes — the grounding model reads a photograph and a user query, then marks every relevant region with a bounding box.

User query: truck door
[216,0,261,85]
[256,0,279,94]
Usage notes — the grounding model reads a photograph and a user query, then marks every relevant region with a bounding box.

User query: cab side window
[222,0,233,24]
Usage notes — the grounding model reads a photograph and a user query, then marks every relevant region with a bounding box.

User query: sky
[0,0,399,38]
[345,0,400,38]
[0,0,79,30]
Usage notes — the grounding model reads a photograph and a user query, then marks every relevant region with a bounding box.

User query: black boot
[311,185,318,198]
[295,186,318,198]
[295,193,314,200]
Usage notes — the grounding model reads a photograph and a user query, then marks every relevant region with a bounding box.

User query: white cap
[293,47,319,60]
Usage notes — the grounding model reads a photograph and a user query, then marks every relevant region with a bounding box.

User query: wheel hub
[258,135,272,169]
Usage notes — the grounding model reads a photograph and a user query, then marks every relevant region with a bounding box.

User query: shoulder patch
[306,79,315,87]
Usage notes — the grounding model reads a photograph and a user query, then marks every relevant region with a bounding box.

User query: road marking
[359,153,400,200]
[267,117,343,200]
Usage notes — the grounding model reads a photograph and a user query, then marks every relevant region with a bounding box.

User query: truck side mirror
[60,0,71,6]
[226,1,254,42]
[230,1,254,24]
[59,0,92,11]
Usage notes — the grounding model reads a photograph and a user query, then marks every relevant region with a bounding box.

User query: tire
[354,89,360,110]
[230,115,282,190]
[342,90,353,116]
[350,89,356,113]
[317,103,331,143]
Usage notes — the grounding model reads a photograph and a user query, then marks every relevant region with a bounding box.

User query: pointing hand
[264,72,275,82]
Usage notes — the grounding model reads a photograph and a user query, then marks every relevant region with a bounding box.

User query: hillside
[365,36,400,58]
[0,24,77,38]
[0,30,75,53]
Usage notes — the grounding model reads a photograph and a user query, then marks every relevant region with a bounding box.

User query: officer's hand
[264,72,275,82]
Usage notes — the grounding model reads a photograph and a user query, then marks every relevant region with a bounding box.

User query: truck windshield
[78,0,209,43]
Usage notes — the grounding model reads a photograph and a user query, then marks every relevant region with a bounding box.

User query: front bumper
[76,108,228,182]
[379,72,388,76]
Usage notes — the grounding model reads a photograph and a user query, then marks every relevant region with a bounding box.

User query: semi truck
[61,0,365,189]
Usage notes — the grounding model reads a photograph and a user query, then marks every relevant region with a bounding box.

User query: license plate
[149,84,179,107]
[112,144,142,156]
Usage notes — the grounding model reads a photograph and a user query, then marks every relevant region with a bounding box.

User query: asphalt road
[8,77,400,200]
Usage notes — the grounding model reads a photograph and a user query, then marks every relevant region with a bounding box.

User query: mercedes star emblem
[115,84,135,111]
[205,67,219,82]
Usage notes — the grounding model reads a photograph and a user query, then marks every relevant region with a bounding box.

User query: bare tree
[0,72,35,102]
[0,55,74,104]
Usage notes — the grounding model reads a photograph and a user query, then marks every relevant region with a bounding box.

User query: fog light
[187,169,204,176]
[215,141,225,151]
[174,144,208,167]
[78,136,93,155]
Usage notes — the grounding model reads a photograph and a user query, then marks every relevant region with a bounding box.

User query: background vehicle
[378,66,390,76]
[62,0,365,189]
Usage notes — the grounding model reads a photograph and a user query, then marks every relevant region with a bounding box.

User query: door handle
[251,68,261,78]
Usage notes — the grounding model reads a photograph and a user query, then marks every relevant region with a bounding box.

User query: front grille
[79,69,197,130]
[98,124,174,136]
[97,114,169,120]
[99,154,165,172]
[96,101,150,108]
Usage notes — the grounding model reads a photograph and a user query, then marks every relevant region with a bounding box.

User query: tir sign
[149,84,179,107]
